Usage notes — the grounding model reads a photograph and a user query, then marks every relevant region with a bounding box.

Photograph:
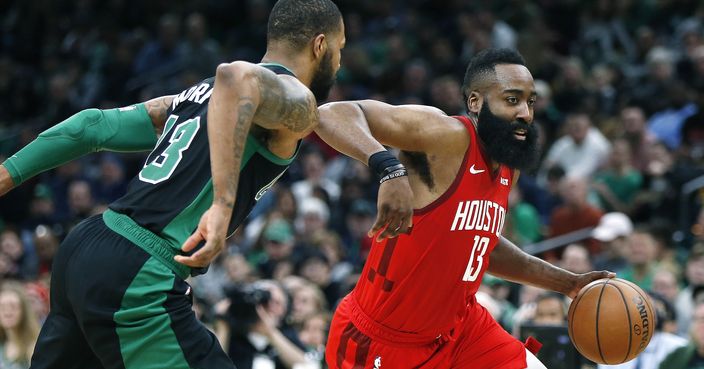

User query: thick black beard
[476,102,540,170]
[310,50,335,102]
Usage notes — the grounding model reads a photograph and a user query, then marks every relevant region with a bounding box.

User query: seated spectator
[541,112,611,180]
[560,243,593,274]
[531,292,567,326]
[0,282,40,369]
[592,138,643,214]
[676,244,704,337]
[618,229,660,291]
[658,302,704,369]
[548,176,604,257]
[503,186,542,246]
[592,212,633,271]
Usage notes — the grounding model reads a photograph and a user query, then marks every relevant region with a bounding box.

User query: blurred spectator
[531,292,567,326]
[676,245,704,337]
[620,106,658,172]
[288,282,327,330]
[560,244,593,274]
[31,225,58,281]
[295,197,330,245]
[133,14,186,76]
[548,176,604,256]
[291,149,340,204]
[219,280,314,369]
[503,186,542,246]
[651,269,681,306]
[481,275,517,331]
[541,112,611,180]
[0,230,26,279]
[341,199,375,263]
[181,12,221,78]
[658,302,704,369]
[255,219,296,280]
[92,154,127,204]
[297,313,328,363]
[296,251,339,310]
[592,138,643,214]
[618,230,660,290]
[0,282,40,369]
[64,179,95,231]
[592,212,633,271]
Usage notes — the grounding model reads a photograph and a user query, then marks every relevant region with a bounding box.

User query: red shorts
[326,294,527,369]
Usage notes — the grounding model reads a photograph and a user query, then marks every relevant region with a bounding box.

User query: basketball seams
[595,281,609,364]
[610,282,633,363]
[569,281,604,357]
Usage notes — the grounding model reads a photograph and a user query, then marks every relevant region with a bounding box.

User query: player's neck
[260,51,312,86]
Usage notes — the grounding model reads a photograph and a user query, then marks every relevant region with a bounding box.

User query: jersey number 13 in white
[462,235,489,281]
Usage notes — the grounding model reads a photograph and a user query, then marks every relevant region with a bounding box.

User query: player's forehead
[490,64,535,96]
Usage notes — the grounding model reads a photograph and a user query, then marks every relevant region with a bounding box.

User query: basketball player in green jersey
[0,1,413,368]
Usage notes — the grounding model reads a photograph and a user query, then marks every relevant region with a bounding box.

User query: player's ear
[467,91,482,114]
[312,34,327,60]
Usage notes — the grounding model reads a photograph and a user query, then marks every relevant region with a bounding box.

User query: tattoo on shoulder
[256,73,318,133]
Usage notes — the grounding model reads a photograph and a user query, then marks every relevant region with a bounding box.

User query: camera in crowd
[222,283,272,336]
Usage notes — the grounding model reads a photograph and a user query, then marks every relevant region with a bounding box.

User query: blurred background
[1,0,704,368]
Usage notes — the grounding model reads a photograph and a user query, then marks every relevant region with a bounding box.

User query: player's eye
[506,96,518,104]
[528,98,536,107]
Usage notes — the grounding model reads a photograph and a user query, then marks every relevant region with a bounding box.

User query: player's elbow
[215,61,257,87]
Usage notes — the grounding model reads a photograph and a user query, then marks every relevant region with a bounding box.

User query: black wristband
[369,150,403,177]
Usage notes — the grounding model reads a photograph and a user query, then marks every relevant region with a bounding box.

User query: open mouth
[514,129,527,141]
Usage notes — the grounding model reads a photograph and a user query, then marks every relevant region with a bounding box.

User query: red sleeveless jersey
[352,116,514,339]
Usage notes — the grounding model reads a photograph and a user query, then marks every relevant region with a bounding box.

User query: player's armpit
[143,95,176,136]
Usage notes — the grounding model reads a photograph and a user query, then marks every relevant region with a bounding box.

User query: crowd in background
[1,0,704,368]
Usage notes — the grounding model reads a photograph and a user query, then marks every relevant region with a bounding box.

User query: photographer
[215,280,319,369]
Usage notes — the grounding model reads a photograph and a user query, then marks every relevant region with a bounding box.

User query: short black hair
[267,0,342,49]
[462,48,527,107]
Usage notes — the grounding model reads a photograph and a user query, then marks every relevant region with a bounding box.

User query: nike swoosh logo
[469,165,485,174]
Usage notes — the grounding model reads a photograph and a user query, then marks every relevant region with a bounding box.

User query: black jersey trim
[246,134,300,165]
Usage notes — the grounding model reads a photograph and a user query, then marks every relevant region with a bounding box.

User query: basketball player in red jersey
[317,48,615,369]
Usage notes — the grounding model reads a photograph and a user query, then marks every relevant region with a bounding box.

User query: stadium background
[0,0,703,368]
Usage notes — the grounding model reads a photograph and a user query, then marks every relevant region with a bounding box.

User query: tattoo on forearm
[222,98,256,205]
[145,97,172,132]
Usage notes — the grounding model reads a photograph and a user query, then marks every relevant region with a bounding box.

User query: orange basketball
[567,278,656,365]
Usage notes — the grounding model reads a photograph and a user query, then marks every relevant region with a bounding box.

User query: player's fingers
[602,271,617,278]
[402,215,413,235]
[175,245,211,267]
[377,216,405,241]
[181,231,204,252]
[368,207,389,237]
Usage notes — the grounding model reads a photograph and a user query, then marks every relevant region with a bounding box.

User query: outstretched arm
[0,95,175,196]
[318,100,468,154]
[488,236,615,299]
[177,62,317,268]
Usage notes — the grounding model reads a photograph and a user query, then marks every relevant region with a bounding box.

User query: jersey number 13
[139,115,201,184]
[462,235,490,282]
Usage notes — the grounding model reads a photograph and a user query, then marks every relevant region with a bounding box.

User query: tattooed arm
[143,95,176,137]
[176,61,317,268]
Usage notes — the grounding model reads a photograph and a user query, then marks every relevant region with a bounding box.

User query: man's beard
[476,102,540,170]
[309,50,336,102]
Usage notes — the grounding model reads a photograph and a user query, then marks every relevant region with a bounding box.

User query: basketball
[567,278,656,365]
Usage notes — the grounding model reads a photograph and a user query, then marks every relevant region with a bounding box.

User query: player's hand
[369,175,414,242]
[175,203,231,268]
[0,165,15,197]
[565,271,616,299]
